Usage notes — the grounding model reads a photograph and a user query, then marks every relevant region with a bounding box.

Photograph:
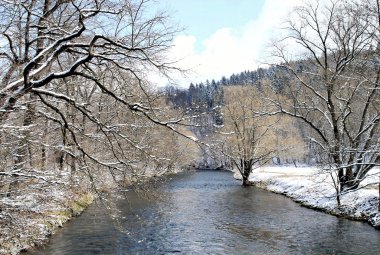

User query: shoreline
[3,166,378,254]
[0,167,191,255]
[245,166,380,229]
[0,186,94,255]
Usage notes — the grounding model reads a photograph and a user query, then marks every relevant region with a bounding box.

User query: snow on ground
[244,166,380,229]
[0,178,95,255]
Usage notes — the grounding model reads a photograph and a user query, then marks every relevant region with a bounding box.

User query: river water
[31,170,380,255]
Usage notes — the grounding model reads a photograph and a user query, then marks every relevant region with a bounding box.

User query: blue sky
[157,0,265,52]
[151,0,303,87]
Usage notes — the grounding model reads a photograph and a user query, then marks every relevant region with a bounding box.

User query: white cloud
[157,0,304,88]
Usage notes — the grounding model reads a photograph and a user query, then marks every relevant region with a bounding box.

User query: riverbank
[0,166,190,255]
[244,166,380,229]
[0,183,94,255]
[23,170,380,254]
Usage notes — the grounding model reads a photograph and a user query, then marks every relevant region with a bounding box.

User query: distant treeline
[164,64,297,112]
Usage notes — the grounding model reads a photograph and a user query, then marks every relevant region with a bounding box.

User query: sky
[152,0,303,88]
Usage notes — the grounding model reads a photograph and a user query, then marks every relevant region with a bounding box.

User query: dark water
[30,170,380,255]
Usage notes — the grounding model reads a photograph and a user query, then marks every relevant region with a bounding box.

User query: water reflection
[30,170,380,255]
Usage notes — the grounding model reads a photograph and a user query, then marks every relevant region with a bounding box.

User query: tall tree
[0,0,189,195]
[220,86,276,186]
[270,0,380,203]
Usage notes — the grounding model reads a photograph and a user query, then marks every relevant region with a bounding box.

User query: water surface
[31,170,380,254]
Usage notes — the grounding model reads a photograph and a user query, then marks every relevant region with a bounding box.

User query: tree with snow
[0,0,190,196]
[270,0,380,204]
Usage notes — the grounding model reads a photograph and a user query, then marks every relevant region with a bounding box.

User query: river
[30,170,380,255]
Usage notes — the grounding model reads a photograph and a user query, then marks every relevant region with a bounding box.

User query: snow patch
[248,166,380,228]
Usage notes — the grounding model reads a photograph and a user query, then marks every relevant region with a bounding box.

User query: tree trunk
[8,97,35,196]
[242,160,253,186]
[338,169,345,189]
[376,0,380,213]
[336,193,341,207]
[292,159,298,168]
[340,167,360,192]
[40,119,50,171]
[346,167,353,185]
[242,174,250,186]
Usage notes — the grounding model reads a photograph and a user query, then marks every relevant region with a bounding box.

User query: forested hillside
[165,65,308,170]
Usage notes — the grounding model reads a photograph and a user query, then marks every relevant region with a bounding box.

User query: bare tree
[0,0,207,208]
[0,1,197,247]
[0,0,187,186]
[270,0,380,204]
[219,86,276,186]
[375,0,380,212]
[0,0,177,119]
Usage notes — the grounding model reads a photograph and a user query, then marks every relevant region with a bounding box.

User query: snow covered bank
[244,166,380,229]
[0,166,191,255]
[0,184,94,255]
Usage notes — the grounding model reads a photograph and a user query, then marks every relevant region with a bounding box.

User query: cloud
[157,0,304,88]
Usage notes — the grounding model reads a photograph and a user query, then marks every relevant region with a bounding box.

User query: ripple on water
[29,170,380,255]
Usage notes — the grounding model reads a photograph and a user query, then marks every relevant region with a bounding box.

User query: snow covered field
[245,166,380,229]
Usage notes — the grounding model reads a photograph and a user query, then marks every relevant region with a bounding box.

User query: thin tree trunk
[377,0,380,211]
[336,193,341,207]
[41,119,49,171]
[9,97,35,196]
